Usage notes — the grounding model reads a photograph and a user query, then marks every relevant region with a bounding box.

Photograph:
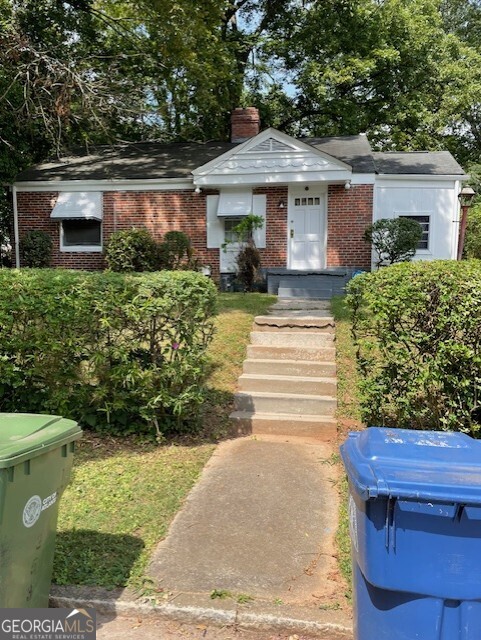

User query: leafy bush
[159,230,198,270]
[347,260,481,436]
[20,230,52,267]
[105,228,159,272]
[0,269,217,438]
[363,218,423,267]
[465,204,481,259]
[236,245,262,292]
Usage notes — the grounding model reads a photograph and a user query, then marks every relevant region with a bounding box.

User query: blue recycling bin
[340,427,481,640]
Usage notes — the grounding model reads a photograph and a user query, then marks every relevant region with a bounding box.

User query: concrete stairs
[230,299,337,440]
[267,269,355,299]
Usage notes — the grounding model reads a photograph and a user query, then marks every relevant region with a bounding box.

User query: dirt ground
[96,614,332,640]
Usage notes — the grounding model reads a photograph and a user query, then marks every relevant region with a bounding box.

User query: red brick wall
[254,186,288,268]
[17,183,373,273]
[17,190,221,274]
[327,184,373,268]
[17,192,105,269]
[104,190,220,276]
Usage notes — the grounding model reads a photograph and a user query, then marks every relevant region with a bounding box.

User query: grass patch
[54,435,214,588]
[53,292,275,588]
[331,295,364,597]
[331,295,361,422]
[202,292,276,438]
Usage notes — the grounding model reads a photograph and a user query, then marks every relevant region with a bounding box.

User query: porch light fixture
[457,186,475,260]
[278,200,285,209]
[344,180,351,190]
[194,186,202,194]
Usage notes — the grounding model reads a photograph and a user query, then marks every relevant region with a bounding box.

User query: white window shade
[51,192,103,220]
[217,190,252,217]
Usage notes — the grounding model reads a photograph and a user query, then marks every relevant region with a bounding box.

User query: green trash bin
[0,413,82,608]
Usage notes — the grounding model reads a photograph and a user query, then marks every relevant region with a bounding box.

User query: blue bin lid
[341,427,481,505]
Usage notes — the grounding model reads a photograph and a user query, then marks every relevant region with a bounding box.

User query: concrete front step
[247,344,336,362]
[253,316,334,332]
[234,391,336,416]
[230,411,337,439]
[278,287,339,300]
[267,309,335,318]
[250,331,334,348]
[271,300,332,311]
[243,358,337,377]
[238,373,337,396]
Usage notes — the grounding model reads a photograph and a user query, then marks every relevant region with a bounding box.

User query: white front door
[288,190,326,270]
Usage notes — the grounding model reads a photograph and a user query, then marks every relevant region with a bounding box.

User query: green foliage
[105,228,159,272]
[0,269,217,437]
[0,190,12,266]
[465,204,481,259]
[363,218,423,267]
[20,230,52,267]
[236,245,262,292]
[158,230,198,270]
[3,0,481,185]
[228,214,264,246]
[347,261,481,436]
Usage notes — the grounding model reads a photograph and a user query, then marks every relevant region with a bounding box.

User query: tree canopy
[1,0,481,184]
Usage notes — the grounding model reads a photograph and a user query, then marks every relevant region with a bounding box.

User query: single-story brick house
[12,107,467,293]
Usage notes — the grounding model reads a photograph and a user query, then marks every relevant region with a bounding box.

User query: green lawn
[330,295,363,595]
[53,292,276,588]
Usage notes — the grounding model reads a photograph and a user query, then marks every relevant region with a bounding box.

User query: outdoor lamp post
[457,186,475,260]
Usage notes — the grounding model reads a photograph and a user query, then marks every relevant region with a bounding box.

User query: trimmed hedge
[0,269,217,437]
[347,260,481,435]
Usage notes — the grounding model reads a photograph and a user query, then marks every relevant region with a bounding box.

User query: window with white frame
[399,214,430,250]
[51,192,103,251]
[61,219,102,248]
[223,216,244,243]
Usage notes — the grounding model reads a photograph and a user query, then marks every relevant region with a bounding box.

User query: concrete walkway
[51,300,352,638]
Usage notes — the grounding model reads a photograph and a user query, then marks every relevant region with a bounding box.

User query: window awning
[217,190,252,217]
[50,192,103,220]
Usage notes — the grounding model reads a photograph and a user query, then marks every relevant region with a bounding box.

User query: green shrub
[20,230,52,267]
[363,218,423,267]
[347,260,481,436]
[0,269,217,438]
[105,228,159,272]
[236,245,262,292]
[159,230,198,270]
[465,204,481,259]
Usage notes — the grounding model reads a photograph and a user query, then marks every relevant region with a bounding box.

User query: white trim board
[14,179,194,192]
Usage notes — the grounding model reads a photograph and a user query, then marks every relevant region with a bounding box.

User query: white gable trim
[193,127,352,187]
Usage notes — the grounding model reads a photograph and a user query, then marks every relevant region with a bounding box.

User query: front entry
[288,189,326,270]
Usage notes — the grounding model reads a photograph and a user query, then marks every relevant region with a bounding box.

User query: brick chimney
[231,107,260,142]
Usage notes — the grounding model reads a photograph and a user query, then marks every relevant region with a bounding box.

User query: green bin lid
[0,413,82,466]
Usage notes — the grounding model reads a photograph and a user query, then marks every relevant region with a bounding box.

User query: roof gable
[193,128,352,186]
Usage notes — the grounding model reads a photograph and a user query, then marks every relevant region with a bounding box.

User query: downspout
[12,185,20,268]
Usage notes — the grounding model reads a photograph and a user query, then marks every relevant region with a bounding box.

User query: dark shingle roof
[15,141,238,182]
[302,134,376,173]
[15,134,465,182]
[372,151,465,176]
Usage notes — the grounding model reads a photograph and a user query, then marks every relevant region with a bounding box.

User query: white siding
[374,180,459,262]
